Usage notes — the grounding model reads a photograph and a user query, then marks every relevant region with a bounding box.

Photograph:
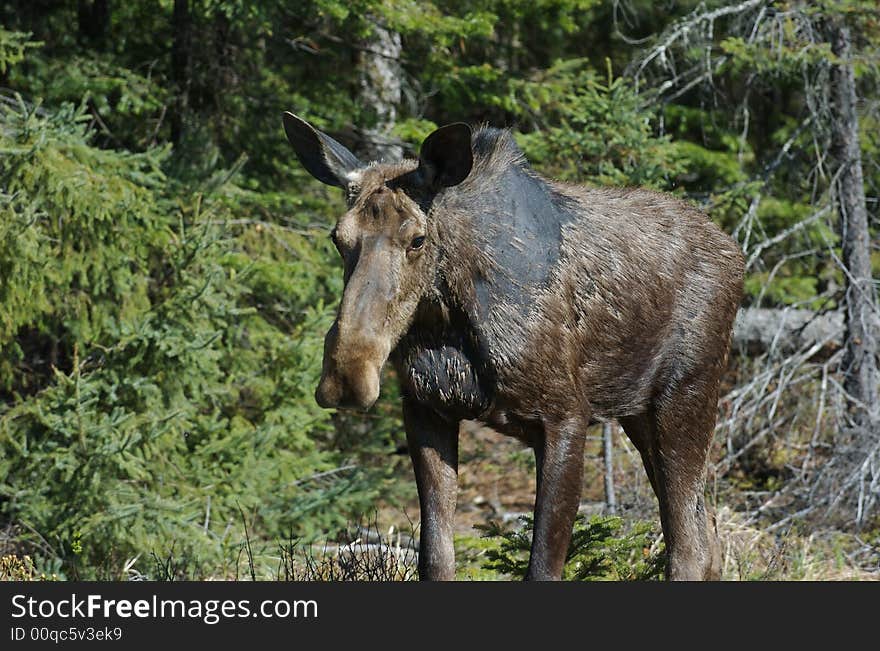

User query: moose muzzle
[315,321,385,410]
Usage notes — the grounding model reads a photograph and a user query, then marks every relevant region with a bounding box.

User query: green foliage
[0,98,169,389]
[720,35,837,78]
[511,59,686,188]
[477,515,665,581]
[0,96,386,579]
[0,28,39,74]
[14,54,167,135]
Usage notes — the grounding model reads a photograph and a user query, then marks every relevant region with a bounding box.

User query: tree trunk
[78,0,110,49]
[602,422,617,515]
[170,0,191,147]
[829,23,880,429]
[356,19,402,161]
[331,19,402,461]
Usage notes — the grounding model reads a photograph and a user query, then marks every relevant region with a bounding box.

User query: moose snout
[315,363,380,410]
[315,324,383,410]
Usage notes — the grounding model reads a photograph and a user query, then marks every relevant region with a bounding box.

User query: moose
[283,112,744,581]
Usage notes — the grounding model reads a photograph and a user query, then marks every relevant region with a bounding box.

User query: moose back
[283,112,744,581]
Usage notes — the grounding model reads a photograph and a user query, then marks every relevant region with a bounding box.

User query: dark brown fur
[283,113,744,581]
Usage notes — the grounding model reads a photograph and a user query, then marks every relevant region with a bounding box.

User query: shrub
[0,97,388,579]
[477,514,665,581]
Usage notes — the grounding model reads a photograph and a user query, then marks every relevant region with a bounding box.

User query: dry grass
[716,506,879,580]
[0,554,59,581]
[274,522,418,581]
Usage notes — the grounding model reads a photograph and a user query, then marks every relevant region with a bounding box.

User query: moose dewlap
[283,112,744,581]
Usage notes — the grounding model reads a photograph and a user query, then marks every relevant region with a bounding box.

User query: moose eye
[409,235,426,250]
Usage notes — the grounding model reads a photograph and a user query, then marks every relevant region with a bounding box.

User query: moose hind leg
[526,416,586,581]
[650,379,722,581]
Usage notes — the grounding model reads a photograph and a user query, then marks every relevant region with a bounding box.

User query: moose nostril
[315,376,343,408]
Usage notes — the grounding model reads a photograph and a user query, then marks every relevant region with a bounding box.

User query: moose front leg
[403,399,460,581]
[526,416,586,581]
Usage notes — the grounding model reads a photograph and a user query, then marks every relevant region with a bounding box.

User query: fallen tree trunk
[732,307,843,356]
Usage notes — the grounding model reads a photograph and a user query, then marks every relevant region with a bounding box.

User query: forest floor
[3,421,877,581]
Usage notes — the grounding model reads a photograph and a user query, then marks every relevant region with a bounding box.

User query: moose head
[283,112,473,409]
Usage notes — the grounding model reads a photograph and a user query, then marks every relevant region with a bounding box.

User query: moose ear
[282,111,362,188]
[414,123,473,189]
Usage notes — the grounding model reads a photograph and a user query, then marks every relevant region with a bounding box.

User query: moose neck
[393,127,580,419]
[432,135,578,373]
